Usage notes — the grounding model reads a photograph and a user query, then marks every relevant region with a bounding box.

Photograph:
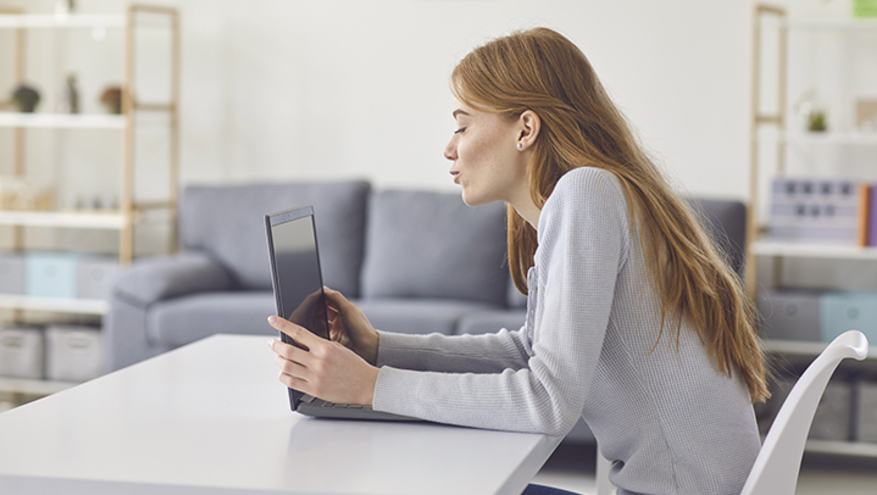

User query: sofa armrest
[113,252,234,307]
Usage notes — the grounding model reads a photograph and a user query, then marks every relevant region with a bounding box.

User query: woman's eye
[454,127,466,134]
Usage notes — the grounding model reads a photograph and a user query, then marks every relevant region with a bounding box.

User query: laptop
[265,205,418,421]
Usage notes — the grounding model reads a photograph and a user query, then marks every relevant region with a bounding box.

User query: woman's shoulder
[543,166,628,219]
[535,166,632,268]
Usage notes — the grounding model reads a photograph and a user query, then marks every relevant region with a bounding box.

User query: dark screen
[270,214,330,340]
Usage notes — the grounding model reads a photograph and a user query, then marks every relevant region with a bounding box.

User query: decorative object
[0,177,54,211]
[99,86,122,114]
[853,0,877,18]
[11,85,40,113]
[64,73,79,114]
[808,111,827,132]
[856,99,877,132]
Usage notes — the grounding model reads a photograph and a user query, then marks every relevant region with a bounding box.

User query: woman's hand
[268,315,379,406]
[322,287,379,365]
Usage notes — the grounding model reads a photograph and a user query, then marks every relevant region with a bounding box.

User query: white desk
[0,335,561,494]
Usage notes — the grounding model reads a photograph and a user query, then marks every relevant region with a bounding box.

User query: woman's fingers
[274,353,307,377]
[267,315,320,350]
[270,339,310,366]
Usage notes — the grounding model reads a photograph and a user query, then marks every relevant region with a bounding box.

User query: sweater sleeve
[372,168,630,436]
[375,328,531,374]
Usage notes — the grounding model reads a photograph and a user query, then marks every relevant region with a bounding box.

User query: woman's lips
[450,170,460,184]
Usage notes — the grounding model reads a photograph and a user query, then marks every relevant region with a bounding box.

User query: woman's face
[443,101,529,207]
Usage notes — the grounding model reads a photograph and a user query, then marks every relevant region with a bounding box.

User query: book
[869,184,877,247]
[858,183,871,248]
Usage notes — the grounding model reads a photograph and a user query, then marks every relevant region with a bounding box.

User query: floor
[531,442,877,495]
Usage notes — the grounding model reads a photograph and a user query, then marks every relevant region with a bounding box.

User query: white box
[855,380,877,443]
[810,380,853,441]
[0,326,44,379]
[0,253,25,295]
[45,325,104,382]
[76,257,120,300]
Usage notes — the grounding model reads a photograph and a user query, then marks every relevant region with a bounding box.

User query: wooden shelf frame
[1,4,180,264]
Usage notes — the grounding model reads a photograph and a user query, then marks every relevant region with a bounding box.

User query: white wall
[1,0,774,200]
[2,0,870,259]
[178,0,756,198]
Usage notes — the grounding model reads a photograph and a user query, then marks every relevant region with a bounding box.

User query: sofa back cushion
[686,197,747,276]
[361,190,509,307]
[179,180,371,295]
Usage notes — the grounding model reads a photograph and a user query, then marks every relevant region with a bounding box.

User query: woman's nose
[443,139,456,161]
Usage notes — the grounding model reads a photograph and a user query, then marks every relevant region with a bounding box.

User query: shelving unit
[747,6,877,292]
[0,5,179,400]
[749,5,877,461]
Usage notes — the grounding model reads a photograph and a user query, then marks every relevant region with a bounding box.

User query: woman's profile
[268,27,768,495]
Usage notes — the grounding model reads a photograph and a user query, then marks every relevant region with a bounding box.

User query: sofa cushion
[114,252,233,307]
[354,298,502,336]
[361,190,509,306]
[148,291,275,347]
[686,198,746,276]
[455,309,527,336]
[179,180,370,296]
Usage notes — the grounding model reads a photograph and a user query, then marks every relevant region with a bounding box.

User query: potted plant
[99,86,122,115]
[11,85,41,113]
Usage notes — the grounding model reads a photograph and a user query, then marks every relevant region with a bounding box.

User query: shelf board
[752,240,877,260]
[764,339,877,359]
[0,14,124,29]
[0,294,109,315]
[805,439,877,458]
[0,210,126,229]
[0,113,125,129]
[784,18,877,31]
[0,376,79,396]
[782,131,877,145]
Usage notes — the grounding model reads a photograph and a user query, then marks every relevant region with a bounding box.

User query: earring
[516,142,523,150]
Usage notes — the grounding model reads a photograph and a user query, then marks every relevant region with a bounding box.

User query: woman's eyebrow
[452,109,471,118]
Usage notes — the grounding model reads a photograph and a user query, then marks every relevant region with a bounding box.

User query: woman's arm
[375,327,531,374]
[372,168,629,435]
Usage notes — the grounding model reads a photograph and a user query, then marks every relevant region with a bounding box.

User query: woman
[267,27,769,495]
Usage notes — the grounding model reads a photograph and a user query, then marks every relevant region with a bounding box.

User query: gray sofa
[104,179,746,443]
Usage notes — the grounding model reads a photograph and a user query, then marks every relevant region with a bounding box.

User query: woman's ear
[516,110,541,151]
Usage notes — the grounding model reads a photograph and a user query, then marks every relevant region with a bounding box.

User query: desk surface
[0,334,561,495]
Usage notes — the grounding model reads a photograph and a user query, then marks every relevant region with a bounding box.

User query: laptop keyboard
[302,394,373,411]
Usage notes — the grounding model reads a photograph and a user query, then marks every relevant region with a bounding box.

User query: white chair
[595,330,870,495]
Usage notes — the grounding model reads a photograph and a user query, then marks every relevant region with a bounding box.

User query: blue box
[819,291,877,344]
[26,253,78,299]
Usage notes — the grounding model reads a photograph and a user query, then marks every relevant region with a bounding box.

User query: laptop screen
[267,206,330,341]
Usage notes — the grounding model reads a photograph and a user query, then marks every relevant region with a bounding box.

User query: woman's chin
[460,190,496,208]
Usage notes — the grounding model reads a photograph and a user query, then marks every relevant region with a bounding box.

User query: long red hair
[452,28,768,403]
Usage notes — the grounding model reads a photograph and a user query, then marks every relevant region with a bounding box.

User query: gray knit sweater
[372,167,761,495]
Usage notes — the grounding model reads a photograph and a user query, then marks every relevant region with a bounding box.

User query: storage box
[0,325,45,379]
[757,289,823,341]
[0,253,25,295]
[854,379,877,442]
[25,252,78,299]
[45,325,104,382]
[758,373,852,441]
[819,291,877,344]
[76,257,119,300]
[810,380,853,441]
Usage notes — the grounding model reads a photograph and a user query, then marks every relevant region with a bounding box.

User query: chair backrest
[595,330,869,495]
[740,330,869,495]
